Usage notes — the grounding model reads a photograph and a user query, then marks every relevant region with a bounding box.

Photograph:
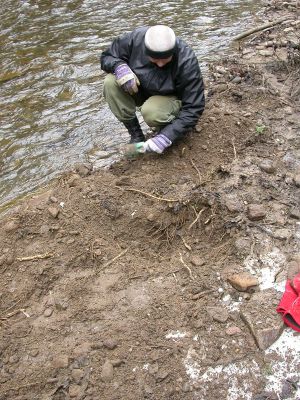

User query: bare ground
[0,2,300,400]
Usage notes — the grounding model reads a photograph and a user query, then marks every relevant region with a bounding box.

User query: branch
[233,16,290,42]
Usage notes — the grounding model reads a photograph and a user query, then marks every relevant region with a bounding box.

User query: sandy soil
[0,2,300,399]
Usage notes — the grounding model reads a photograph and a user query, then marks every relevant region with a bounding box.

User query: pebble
[289,208,300,220]
[49,196,58,203]
[228,272,259,292]
[224,195,243,213]
[231,76,242,84]
[190,255,205,267]
[9,355,19,364]
[182,383,192,392]
[101,359,114,382]
[48,207,60,219]
[29,349,39,357]
[247,204,266,221]
[71,368,84,384]
[226,326,242,336]
[206,306,229,323]
[69,384,82,398]
[103,339,118,350]
[259,159,276,174]
[273,229,291,240]
[4,220,20,233]
[44,308,53,317]
[73,342,91,357]
[68,174,81,187]
[293,174,300,187]
[52,355,69,369]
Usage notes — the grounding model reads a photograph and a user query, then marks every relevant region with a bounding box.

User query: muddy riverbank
[0,2,300,399]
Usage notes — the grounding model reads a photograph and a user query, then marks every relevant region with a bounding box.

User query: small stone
[75,163,92,177]
[29,349,39,357]
[71,368,84,384]
[273,229,291,240]
[231,76,242,84]
[4,220,20,233]
[258,49,273,56]
[228,272,259,292]
[101,359,114,382]
[293,174,300,187]
[289,208,300,220]
[156,369,169,382]
[52,355,69,369]
[9,355,19,364]
[103,339,118,350]
[44,308,53,317]
[48,207,60,218]
[259,160,276,174]
[73,342,91,357]
[226,326,242,336]
[240,289,284,350]
[111,359,124,367]
[68,174,81,187]
[182,383,192,392]
[69,384,82,398]
[287,259,300,280]
[224,194,243,213]
[206,306,229,323]
[49,196,58,203]
[190,255,205,267]
[247,204,266,221]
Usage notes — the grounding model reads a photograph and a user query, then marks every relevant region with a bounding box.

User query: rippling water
[0,0,262,207]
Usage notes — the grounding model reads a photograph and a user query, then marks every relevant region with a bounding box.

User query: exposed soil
[0,2,300,400]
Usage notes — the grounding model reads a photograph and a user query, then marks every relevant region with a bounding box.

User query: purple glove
[114,64,140,95]
[144,133,172,154]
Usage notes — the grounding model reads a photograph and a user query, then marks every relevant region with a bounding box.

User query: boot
[123,116,145,143]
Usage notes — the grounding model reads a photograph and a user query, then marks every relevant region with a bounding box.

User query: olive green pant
[103,74,182,128]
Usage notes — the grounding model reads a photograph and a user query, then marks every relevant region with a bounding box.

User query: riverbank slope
[0,2,300,399]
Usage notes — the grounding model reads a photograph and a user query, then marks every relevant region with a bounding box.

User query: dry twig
[190,158,202,185]
[101,248,129,270]
[116,186,179,202]
[16,253,54,262]
[188,208,205,230]
[179,253,194,280]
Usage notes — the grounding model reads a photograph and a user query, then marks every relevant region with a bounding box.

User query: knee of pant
[103,74,118,95]
[140,101,164,127]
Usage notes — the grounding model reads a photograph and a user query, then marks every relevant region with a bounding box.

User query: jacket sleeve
[100,32,133,73]
[161,53,205,142]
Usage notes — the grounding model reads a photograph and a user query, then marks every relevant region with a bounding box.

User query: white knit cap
[144,25,176,58]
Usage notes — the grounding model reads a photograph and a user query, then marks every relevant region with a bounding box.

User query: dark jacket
[100,27,205,142]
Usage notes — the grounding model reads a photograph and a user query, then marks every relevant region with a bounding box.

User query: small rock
[182,383,192,392]
[156,369,169,382]
[4,220,20,233]
[224,194,243,213]
[48,207,60,219]
[289,208,300,220]
[73,342,91,357]
[44,308,53,317]
[9,355,19,364]
[103,339,118,350]
[259,160,276,174]
[273,229,291,240]
[69,384,82,398]
[228,272,259,292]
[190,255,205,267]
[71,368,84,384]
[29,349,39,357]
[293,174,300,187]
[68,174,81,187]
[52,355,69,369]
[101,359,114,382]
[75,163,92,177]
[258,49,273,57]
[231,76,242,84]
[240,289,284,350]
[247,204,266,221]
[49,196,58,203]
[206,306,229,323]
[226,326,242,336]
[287,259,300,280]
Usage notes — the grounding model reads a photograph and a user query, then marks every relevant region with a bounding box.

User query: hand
[114,64,140,95]
[144,133,172,154]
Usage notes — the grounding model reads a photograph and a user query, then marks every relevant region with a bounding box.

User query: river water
[0,0,262,207]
